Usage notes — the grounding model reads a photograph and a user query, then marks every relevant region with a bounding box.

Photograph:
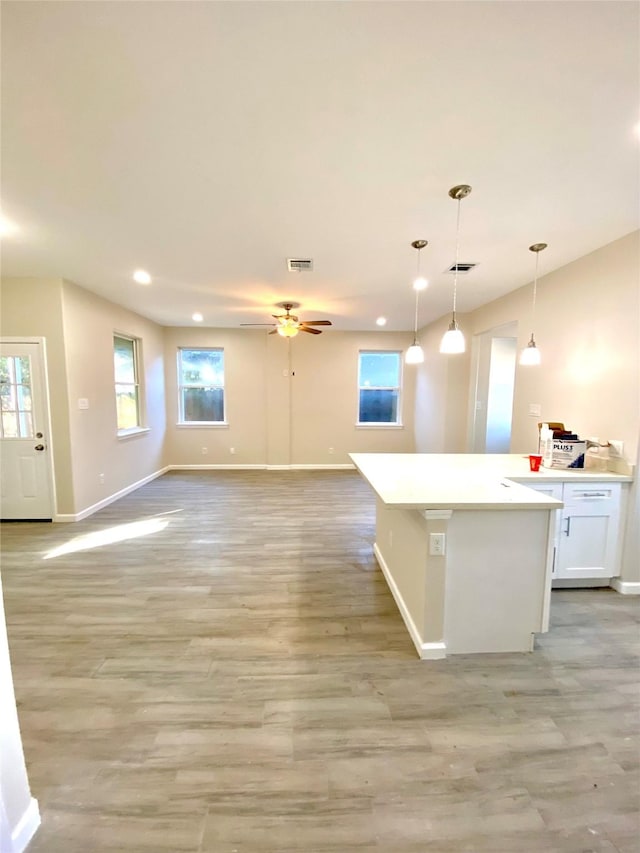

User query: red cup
[529,454,542,472]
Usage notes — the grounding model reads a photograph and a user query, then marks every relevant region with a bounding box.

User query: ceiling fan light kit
[241,302,332,337]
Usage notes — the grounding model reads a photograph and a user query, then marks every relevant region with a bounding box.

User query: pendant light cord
[452,198,461,317]
[531,250,539,334]
[413,289,419,341]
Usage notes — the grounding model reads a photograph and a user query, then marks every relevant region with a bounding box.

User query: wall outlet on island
[230,447,236,454]
[201,447,208,455]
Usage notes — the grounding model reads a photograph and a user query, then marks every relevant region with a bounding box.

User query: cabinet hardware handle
[577,492,607,498]
[563,517,571,536]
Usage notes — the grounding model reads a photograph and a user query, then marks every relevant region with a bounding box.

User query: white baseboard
[610,578,640,595]
[373,543,446,660]
[167,464,356,471]
[10,798,40,853]
[55,467,169,522]
[167,464,267,471]
[289,464,355,471]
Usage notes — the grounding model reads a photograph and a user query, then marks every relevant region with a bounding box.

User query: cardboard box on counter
[550,440,586,469]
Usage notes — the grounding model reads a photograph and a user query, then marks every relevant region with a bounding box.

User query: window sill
[117,427,150,440]
[355,423,404,429]
[176,422,229,428]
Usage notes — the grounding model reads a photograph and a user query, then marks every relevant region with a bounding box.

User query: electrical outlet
[328,447,334,454]
[230,447,236,455]
[429,533,446,556]
[98,473,105,484]
[528,403,541,417]
[201,447,208,455]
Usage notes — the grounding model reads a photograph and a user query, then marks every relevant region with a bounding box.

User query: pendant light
[405,239,428,364]
[519,242,547,366]
[440,184,472,354]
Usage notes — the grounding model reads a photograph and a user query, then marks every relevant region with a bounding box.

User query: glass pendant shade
[519,334,541,365]
[277,321,299,338]
[440,321,465,354]
[405,341,424,364]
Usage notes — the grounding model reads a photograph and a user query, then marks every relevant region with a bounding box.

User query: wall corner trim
[610,578,640,595]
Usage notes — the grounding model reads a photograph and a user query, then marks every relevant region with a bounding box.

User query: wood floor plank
[1,470,639,852]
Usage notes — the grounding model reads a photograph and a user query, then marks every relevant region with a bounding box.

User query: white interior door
[0,340,54,520]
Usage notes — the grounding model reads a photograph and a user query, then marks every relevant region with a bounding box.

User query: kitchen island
[350,453,566,658]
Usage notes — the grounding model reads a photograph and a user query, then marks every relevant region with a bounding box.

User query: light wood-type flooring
[2,470,639,853]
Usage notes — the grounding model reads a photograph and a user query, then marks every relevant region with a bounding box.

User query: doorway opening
[468,322,518,454]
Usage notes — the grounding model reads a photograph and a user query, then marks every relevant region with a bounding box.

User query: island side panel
[374,498,447,658]
[443,509,552,654]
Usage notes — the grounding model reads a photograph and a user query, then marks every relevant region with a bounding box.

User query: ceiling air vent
[287,258,313,272]
[445,262,477,274]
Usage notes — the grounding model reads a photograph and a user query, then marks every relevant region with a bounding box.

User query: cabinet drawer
[562,482,620,508]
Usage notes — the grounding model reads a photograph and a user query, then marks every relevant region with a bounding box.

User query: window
[113,335,141,432]
[0,355,33,438]
[178,348,225,423]
[358,351,402,424]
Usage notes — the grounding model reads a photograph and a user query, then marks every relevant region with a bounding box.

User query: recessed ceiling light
[376,317,387,326]
[0,215,18,237]
[413,277,428,291]
[133,269,151,285]
[192,312,203,322]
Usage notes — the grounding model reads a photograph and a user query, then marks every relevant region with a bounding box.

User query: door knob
[36,432,44,438]
[34,444,45,451]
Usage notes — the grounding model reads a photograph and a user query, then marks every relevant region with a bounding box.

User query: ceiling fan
[241,302,332,337]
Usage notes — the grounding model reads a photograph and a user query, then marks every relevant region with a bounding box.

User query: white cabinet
[526,481,622,581]
[556,484,621,579]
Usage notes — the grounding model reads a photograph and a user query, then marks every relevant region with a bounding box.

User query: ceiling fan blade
[299,325,322,334]
[299,320,332,326]
[268,329,279,335]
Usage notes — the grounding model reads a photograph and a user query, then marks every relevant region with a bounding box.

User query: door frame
[1,336,57,519]
[466,321,518,453]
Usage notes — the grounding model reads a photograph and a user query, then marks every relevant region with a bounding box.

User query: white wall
[164,328,416,467]
[413,314,471,453]
[0,579,39,853]
[61,281,167,514]
[469,231,640,460]
[414,231,639,463]
[0,278,75,513]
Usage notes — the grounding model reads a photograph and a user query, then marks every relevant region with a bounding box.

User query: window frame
[177,347,226,425]
[113,333,144,436]
[357,350,403,427]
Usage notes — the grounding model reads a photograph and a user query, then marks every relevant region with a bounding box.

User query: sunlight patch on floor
[43,517,171,560]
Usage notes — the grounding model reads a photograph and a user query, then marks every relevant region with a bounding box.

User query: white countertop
[349,453,632,511]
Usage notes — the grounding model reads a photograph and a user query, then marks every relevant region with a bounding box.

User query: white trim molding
[55,467,169,522]
[373,542,446,660]
[8,797,40,853]
[610,578,640,595]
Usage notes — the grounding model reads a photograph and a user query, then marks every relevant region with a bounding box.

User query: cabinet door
[526,483,562,576]
[556,484,621,579]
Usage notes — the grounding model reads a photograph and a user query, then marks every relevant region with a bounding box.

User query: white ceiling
[1,1,638,331]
